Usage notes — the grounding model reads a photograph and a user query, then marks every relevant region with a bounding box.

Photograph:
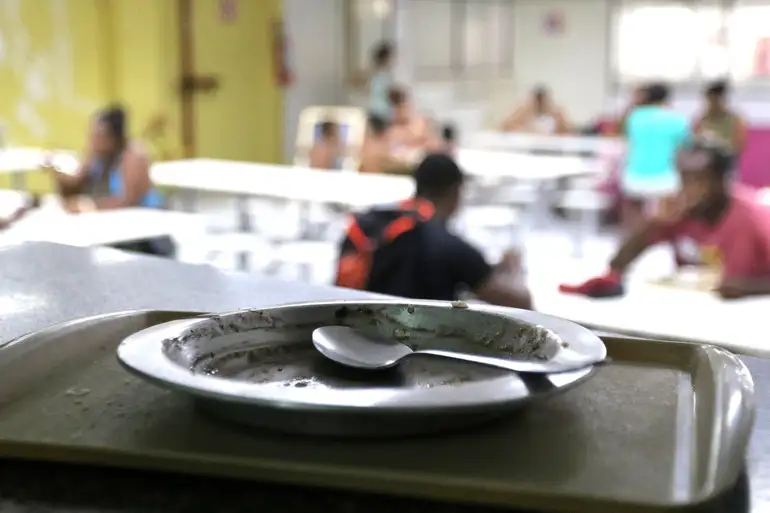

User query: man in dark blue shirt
[338,154,532,309]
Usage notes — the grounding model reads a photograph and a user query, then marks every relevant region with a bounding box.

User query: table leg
[11,172,25,191]
[297,201,312,239]
[178,190,199,213]
[532,181,553,230]
[570,207,600,259]
[236,196,252,271]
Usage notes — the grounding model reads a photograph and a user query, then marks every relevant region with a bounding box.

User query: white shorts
[622,171,680,200]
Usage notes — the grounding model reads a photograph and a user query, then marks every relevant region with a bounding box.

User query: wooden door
[179,0,282,162]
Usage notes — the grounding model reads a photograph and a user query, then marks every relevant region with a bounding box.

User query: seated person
[440,123,458,156]
[560,142,770,300]
[359,115,409,174]
[693,80,746,169]
[336,153,532,309]
[48,105,172,256]
[500,85,570,134]
[50,105,162,212]
[308,120,343,170]
[387,87,439,154]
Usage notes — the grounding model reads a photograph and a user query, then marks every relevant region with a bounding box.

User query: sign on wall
[219,0,237,23]
[543,10,565,36]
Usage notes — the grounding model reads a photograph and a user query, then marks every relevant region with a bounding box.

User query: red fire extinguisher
[272,19,294,87]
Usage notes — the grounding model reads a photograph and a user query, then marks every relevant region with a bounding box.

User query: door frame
[178,0,196,157]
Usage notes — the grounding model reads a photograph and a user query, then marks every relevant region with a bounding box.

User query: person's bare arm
[499,105,530,132]
[608,224,658,273]
[474,275,533,310]
[553,108,571,134]
[610,193,689,272]
[472,251,532,309]
[308,145,330,169]
[692,115,705,135]
[719,277,770,299]
[617,107,637,137]
[94,147,151,210]
[404,117,434,148]
[733,115,748,154]
[48,152,92,194]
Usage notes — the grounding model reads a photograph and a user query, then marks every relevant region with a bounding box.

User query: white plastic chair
[557,189,611,258]
[291,106,367,239]
[0,189,29,218]
[293,106,367,170]
[456,205,522,252]
[267,239,339,283]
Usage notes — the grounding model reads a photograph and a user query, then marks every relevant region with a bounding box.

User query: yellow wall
[0,0,283,190]
[0,0,112,149]
[191,0,283,163]
[109,0,183,160]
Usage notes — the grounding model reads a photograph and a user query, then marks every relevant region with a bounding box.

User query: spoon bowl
[312,325,604,374]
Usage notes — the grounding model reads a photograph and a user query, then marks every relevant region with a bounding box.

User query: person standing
[621,83,690,232]
[693,80,746,171]
[367,41,396,121]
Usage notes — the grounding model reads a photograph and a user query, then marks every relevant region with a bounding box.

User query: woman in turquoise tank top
[622,83,690,231]
[52,105,162,211]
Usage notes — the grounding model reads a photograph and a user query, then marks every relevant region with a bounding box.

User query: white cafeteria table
[151,159,415,269]
[0,207,204,248]
[0,148,78,189]
[455,148,602,183]
[471,132,625,156]
[151,159,414,209]
[528,262,770,358]
[455,148,606,234]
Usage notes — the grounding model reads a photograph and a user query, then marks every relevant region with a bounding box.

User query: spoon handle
[414,349,598,374]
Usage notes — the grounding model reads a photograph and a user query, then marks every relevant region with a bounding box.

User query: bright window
[727,4,770,82]
[614,0,770,85]
[613,4,700,83]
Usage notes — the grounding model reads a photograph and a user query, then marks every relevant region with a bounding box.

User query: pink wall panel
[738,127,770,187]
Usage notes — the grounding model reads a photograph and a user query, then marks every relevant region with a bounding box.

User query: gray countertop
[0,242,763,512]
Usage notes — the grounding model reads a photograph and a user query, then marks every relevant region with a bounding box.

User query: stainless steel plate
[117,300,607,436]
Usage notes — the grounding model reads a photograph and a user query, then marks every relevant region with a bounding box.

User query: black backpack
[335,199,434,296]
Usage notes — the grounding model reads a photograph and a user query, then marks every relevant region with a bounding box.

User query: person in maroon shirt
[561,141,770,299]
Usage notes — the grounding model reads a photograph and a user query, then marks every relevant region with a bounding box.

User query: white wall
[511,0,609,125]
[404,0,770,128]
[282,0,346,162]
[397,0,611,133]
[282,0,770,156]
[507,0,770,124]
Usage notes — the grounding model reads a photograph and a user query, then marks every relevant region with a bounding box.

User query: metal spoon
[312,325,603,374]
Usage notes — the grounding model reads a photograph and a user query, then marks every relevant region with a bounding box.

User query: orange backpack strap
[335,200,435,290]
[335,216,372,289]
